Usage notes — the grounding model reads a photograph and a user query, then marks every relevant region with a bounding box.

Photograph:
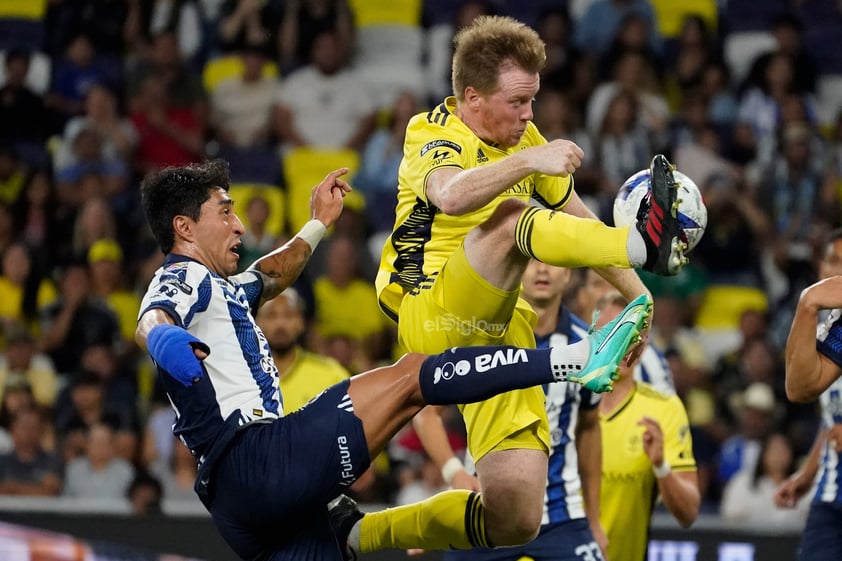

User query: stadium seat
[817,74,842,130]
[201,55,278,93]
[0,0,46,19]
[282,147,363,233]
[723,31,777,86]
[228,183,287,238]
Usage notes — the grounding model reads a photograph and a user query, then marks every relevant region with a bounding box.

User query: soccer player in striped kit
[777,228,842,561]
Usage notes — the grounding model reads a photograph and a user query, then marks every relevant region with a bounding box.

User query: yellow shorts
[397,244,550,462]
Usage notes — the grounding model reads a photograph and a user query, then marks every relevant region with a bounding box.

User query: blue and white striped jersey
[536,308,599,525]
[814,309,842,504]
[634,345,674,395]
[139,255,280,482]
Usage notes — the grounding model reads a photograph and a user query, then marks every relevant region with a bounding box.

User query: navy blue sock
[418,344,587,405]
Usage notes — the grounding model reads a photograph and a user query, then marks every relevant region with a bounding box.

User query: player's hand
[774,474,807,509]
[146,324,210,387]
[310,168,351,228]
[589,520,609,560]
[638,416,665,467]
[450,469,480,492]
[526,139,584,177]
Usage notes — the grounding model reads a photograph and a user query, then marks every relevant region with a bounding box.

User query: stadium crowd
[0,0,841,528]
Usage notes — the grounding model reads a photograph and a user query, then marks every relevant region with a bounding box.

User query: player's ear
[464,87,481,108]
[173,215,194,241]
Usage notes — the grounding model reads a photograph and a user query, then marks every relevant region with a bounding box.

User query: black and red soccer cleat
[637,154,689,276]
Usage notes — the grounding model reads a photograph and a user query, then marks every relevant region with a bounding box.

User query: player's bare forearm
[251,237,313,302]
[136,308,176,351]
[575,409,602,523]
[427,154,534,215]
[658,470,700,528]
[785,294,838,402]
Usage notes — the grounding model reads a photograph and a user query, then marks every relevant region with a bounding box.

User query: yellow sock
[515,207,631,268]
[359,490,490,552]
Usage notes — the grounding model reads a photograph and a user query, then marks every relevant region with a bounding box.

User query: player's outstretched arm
[250,169,351,301]
[786,277,842,402]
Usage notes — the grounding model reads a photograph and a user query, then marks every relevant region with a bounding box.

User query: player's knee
[488,510,541,546]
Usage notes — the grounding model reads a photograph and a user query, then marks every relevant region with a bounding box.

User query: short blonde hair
[451,15,546,101]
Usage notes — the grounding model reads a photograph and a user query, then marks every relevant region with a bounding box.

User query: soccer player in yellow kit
[595,292,699,561]
[342,15,689,555]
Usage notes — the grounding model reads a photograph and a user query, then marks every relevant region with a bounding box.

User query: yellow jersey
[313,277,387,341]
[375,96,573,320]
[599,382,696,561]
[278,348,350,413]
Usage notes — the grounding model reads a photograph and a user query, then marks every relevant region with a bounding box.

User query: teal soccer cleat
[568,293,653,393]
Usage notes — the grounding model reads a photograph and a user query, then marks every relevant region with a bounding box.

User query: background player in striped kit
[776,228,842,561]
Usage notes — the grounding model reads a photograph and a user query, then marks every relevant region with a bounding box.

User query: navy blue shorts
[205,380,371,561]
[799,501,842,561]
[443,519,603,561]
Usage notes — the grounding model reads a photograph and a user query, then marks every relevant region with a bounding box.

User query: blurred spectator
[209,43,277,149]
[255,287,349,412]
[0,325,58,410]
[700,60,738,127]
[87,239,141,352]
[0,380,36,453]
[600,12,663,80]
[54,125,129,208]
[149,437,201,504]
[44,0,141,60]
[721,432,808,527]
[0,49,47,146]
[313,237,389,361]
[0,144,26,205]
[274,29,377,152]
[0,242,58,336]
[127,470,164,516]
[744,14,818,96]
[78,342,139,426]
[56,84,138,170]
[13,169,62,273]
[717,382,780,486]
[573,0,662,59]
[736,52,817,168]
[39,261,121,376]
[535,7,579,93]
[70,196,118,264]
[0,406,62,496]
[586,49,670,144]
[236,193,279,268]
[142,0,204,63]
[394,454,447,506]
[353,90,419,234]
[593,88,653,204]
[663,15,718,108]
[129,73,204,173]
[126,30,206,112]
[47,33,110,125]
[217,0,285,57]
[279,0,353,73]
[54,373,137,465]
[62,421,135,499]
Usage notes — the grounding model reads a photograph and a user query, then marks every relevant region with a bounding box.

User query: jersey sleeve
[528,126,574,209]
[230,270,264,313]
[403,114,470,201]
[817,309,842,368]
[662,394,696,472]
[139,263,213,329]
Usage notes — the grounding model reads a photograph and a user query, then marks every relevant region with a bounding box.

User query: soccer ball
[613,168,707,251]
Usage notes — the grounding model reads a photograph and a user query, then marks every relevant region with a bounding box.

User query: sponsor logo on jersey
[337,435,355,485]
[420,139,462,157]
[476,148,488,163]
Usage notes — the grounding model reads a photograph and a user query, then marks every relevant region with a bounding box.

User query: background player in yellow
[373,14,688,553]
[595,293,700,561]
[255,287,349,413]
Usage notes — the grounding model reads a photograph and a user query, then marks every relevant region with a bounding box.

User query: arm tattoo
[253,239,312,300]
